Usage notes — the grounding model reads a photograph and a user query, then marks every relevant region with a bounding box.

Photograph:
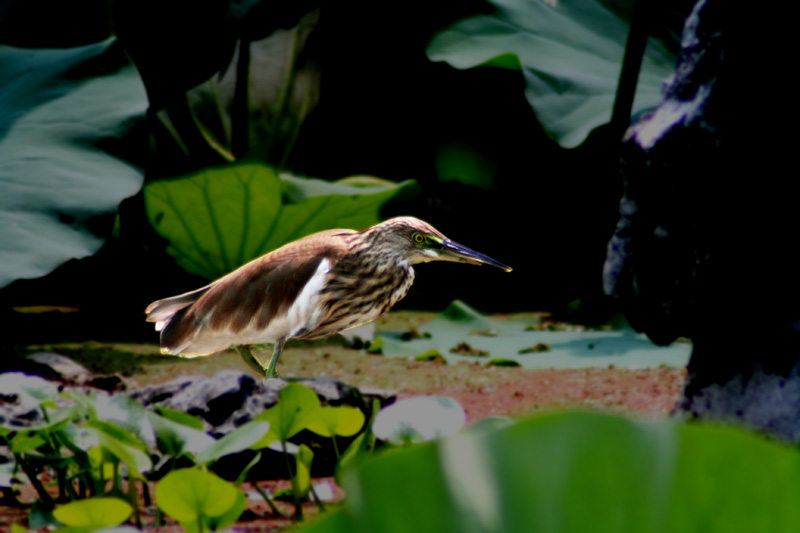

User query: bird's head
[366,217,512,271]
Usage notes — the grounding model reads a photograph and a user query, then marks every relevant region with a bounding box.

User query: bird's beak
[438,239,513,272]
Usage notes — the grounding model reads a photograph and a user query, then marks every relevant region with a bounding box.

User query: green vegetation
[300,412,800,533]
[427,0,676,148]
[145,164,418,279]
[0,375,371,530]
[0,41,146,288]
[3,370,800,531]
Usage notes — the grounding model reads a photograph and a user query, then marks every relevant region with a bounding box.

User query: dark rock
[128,370,391,477]
[603,0,800,440]
[88,375,126,392]
[129,371,281,435]
[26,352,94,385]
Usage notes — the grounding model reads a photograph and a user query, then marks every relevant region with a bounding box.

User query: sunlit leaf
[296,444,314,499]
[156,468,239,523]
[53,497,132,528]
[306,407,365,438]
[10,434,46,455]
[144,163,419,279]
[203,490,248,532]
[253,383,322,445]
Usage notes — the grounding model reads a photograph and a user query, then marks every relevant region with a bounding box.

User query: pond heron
[145,217,512,378]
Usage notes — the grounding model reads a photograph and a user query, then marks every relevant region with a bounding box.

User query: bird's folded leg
[235,345,271,379]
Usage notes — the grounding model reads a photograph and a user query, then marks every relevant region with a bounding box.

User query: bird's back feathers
[146,229,355,355]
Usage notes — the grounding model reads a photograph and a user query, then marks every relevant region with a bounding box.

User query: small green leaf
[365,336,383,354]
[204,489,247,532]
[53,497,132,528]
[88,421,147,451]
[86,423,151,476]
[306,407,365,438]
[154,406,204,430]
[10,434,46,454]
[295,444,314,499]
[234,452,263,487]
[487,358,520,367]
[415,349,444,362]
[146,410,215,457]
[157,468,240,524]
[254,383,322,444]
[337,398,379,478]
[193,420,271,465]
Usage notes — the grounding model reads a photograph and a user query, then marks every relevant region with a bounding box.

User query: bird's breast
[301,261,415,339]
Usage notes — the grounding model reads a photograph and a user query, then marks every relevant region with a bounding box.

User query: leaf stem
[248,476,285,517]
[232,38,252,158]
[15,454,53,507]
[282,441,303,521]
[610,0,653,139]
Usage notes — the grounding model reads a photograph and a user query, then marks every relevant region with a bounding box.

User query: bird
[145,216,512,378]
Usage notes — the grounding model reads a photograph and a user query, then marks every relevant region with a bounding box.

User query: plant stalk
[282,441,303,521]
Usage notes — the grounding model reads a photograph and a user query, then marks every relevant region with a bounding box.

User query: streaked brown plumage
[146,216,511,378]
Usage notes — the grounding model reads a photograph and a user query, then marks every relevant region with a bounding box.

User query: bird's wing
[145,286,211,331]
[155,230,354,355]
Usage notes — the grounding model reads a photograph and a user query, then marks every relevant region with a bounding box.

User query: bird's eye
[413,233,425,244]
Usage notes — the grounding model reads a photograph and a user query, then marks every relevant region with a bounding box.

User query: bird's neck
[354,245,412,274]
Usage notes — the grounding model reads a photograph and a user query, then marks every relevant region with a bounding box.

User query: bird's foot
[235,345,272,380]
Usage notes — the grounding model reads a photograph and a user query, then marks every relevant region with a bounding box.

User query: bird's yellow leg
[235,345,270,378]
[264,338,286,379]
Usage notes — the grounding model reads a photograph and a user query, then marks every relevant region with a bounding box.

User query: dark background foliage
[0,0,668,345]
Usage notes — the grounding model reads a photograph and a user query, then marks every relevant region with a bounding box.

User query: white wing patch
[286,257,331,337]
[165,258,332,356]
[216,257,330,347]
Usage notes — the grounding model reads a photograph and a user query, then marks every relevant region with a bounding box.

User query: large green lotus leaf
[300,412,800,533]
[377,300,690,369]
[144,164,418,279]
[426,0,676,148]
[0,39,147,288]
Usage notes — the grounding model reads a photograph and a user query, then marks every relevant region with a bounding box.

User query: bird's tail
[145,286,210,354]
